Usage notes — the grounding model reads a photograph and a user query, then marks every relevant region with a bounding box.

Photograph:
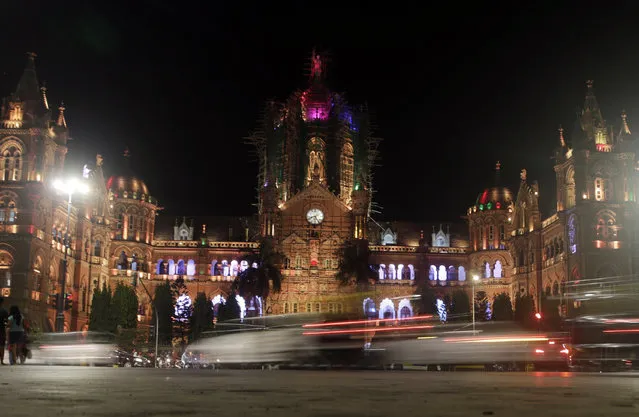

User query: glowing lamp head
[472,275,479,282]
[535,313,542,320]
[53,177,91,195]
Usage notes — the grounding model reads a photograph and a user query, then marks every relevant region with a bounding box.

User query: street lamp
[53,178,90,332]
[472,275,479,335]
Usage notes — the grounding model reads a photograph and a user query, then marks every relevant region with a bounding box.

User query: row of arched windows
[377,264,415,280]
[428,265,467,281]
[155,259,258,276]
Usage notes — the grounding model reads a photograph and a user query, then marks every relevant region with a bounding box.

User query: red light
[535,313,542,320]
[535,349,544,354]
[548,341,555,345]
[560,349,569,355]
[496,202,501,209]
[302,324,433,336]
[603,329,639,333]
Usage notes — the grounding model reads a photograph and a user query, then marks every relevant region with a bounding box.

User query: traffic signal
[64,293,73,311]
[50,293,59,309]
[149,325,155,340]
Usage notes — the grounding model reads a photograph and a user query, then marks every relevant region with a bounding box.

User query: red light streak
[302,314,433,328]
[603,329,639,333]
[303,324,433,336]
[443,335,548,343]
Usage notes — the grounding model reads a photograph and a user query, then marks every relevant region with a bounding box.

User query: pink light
[302,324,433,336]
[603,329,639,333]
[302,314,433,328]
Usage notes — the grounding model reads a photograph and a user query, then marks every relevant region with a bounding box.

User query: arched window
[595,212,617,241]
[168,259,176,275]
[447,266,457,281]
[379,298,395,319]
[186,259,196,276]
[156,259,165,274]
[230,260,239,276]
[0,193,18,224]
[429,265,437,280]
[594,177,612,202]
[494,260,502,278]
[0,142,22,182]
[438,265,447,281]
[306,137,326,184]
[176,259,186,275]
[484,261,491,278]
[378,264,386,280]
[388,264,396,280]
[398,298,413,319]
[407,264,415,280]
[340,142,354,202]
[0,250,13,289]
[33,256,43,292]
[93,240,101,257]
[210,260,218,275]
[397,264,404,280]
[565,167,576,208]
[458,266,466,281]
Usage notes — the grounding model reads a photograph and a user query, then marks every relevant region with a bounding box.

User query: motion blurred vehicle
[187,313,388,368]
[567,315,639,371]
[379,321,570,371]
[32,331,119,366]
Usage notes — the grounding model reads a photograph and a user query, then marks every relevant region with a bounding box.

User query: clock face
[306,208,324,225]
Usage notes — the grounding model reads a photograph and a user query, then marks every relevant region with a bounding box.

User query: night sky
[2,4,638,223]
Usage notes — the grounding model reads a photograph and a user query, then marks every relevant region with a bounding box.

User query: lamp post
[472,275,479,335]
[53,178,89,332]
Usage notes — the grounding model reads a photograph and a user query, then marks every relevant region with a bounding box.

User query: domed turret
[108,148,159,247]
[467,162,514,252]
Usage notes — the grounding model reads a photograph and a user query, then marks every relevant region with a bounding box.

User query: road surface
[1,366,638,416]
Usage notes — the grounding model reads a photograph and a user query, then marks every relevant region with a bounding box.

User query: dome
[106,175,150,198]
[472,186,513,212]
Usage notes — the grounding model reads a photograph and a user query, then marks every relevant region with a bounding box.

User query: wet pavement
[1,366,639,416]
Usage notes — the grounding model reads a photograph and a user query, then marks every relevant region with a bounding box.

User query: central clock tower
[251,51,378,314]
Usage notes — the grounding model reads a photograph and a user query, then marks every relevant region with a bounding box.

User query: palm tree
[233,237,283,317]
[335,238,377,289]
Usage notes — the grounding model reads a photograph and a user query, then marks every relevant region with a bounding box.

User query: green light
[354,183,360,191]
[479,204,484,211]
[487,202,493,210]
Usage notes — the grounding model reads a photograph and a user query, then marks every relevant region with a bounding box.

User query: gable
[281,181,350,214]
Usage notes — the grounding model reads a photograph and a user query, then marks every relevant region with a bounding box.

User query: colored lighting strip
[303,324,434,336]
[603,329,639,333]
[302,314,433,328]
[443,336,549,343]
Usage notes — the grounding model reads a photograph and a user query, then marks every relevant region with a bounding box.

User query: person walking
[7,305,24,365]
[0,297,8,365]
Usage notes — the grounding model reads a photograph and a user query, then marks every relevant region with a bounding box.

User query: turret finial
[56,102,66,128]
[558,125,566,147]
[495,161,501,171]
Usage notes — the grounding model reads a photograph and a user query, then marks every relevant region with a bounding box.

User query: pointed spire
[582,79,604,128]
[15,52,41,102]
[56,102,66,128]
[40,82,49,110]
[494,160,501,185]
[558,125,566,147]
[621,110,631,135]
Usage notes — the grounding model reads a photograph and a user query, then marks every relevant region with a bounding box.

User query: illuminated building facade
[1,54,633,332]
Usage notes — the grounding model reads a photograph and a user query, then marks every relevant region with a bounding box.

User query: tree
[335,239,376,288]
[171,276,192,342]
[449,290,471,321]
[89,284,114,332]
[492,292,513,321]
[190,292,213,341]
[514,293,536,328]
[111,282,139,330]
[217,292,241,323]
[152,281,173,344]
[234,237,283,316]
[417,283,439,315]
[540,294,561,331]
[475,291,490,321]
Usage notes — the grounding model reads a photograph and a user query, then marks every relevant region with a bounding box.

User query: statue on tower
[311,49,323,80]
[520,168,527,181]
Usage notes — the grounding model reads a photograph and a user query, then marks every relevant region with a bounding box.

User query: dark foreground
[2,366,639,416]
